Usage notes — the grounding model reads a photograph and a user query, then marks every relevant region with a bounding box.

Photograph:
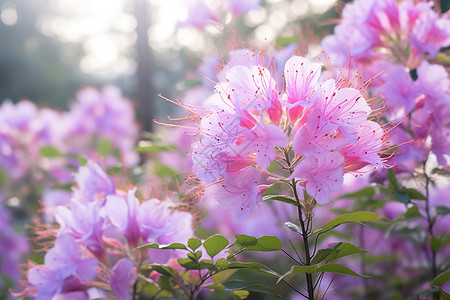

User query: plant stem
[423,161,439,300]
[292,178,315,300]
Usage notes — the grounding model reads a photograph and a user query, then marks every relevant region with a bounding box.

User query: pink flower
[237,121,288,169]
[292,152,344,204]
[284,56,322,122]
[312,79,372,142]
[215,167,262,222]
[339,120,387,172]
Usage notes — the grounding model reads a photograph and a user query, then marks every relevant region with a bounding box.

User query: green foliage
[236,236,282,252]
[97,139,112,156]
[432,269,450,286]
[311,242,367,264]
[339,187,375,199]
[313,211,384,235]
[279,263,369,283]
[139,242,187,250]
[435,206,450,216]
[138,234,287,299]
[262,195,299,206]
[204,234,229,258]
[188,237,202,251]
[40,146,61,157]
[284,222,302,234]
[135,141,178,153]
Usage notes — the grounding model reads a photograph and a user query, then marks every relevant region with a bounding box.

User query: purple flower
[138,198,193,263]
[110,259,137,300]
[56,199,105,259]
[27,234,97,300]
[105,188,141,249]
[74,161,115,205]
[63,86,139,166]
[410,8,450,57]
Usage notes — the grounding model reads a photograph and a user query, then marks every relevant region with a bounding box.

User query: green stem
[292,178,315,300]
[423,161,439,300]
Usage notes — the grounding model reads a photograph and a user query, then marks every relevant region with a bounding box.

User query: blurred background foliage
[0,0,448,131]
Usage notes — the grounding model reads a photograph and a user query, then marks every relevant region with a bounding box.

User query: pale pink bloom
[284,56,322,122]
[215,167,262,222]
[292,152,344,204]
[312,79,372,142]
[339,120,386,172]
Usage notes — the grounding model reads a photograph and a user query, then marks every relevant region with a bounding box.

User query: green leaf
[277,265,317,283]
[177,258,198,270]
[285,222,302,234]
[203,234,229,258]
[40,146,61,157]
[227,261,272,269]
[312,242,366,264]
[223,280,280,296]
[216,258,229,269]
[139,242,187,250]
[275,36,300,47]
[331,242,367,260]
[204,284,225,291]
[431,235,450,252]
[317,263,370,278]
[403,205,422,220]
[262,195,298,206]
[199,259,217,270]
[156,165,179,178]
[436,53,450,65]
[151,265,176,277]
[232,290,250,299]
[97,139,112,156]
[77,156,88,165]
[158,276,173,291]
[432,269,450,286]
[436,206,450,216]
[226,262,280,278]
[439,288,450,300]
[187,251,200,262]
[339,187,375,199]
[392,192,410,204]
[311,249,335,265]
[0,168,7,187]
[188,238,202,251]
[212,269,237,284]
[245,236,282,252]
[403,188,426,200]
[135,142,177,153]
[313,211,382,235]
[235,234,257,247]
[388,169,398,187]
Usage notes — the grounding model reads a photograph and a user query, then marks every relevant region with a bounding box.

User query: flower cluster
[322,0,450,172]
[322,0,450,66]
[0,86,138,186]
[190,54,388,221]
[22,161,194,300]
